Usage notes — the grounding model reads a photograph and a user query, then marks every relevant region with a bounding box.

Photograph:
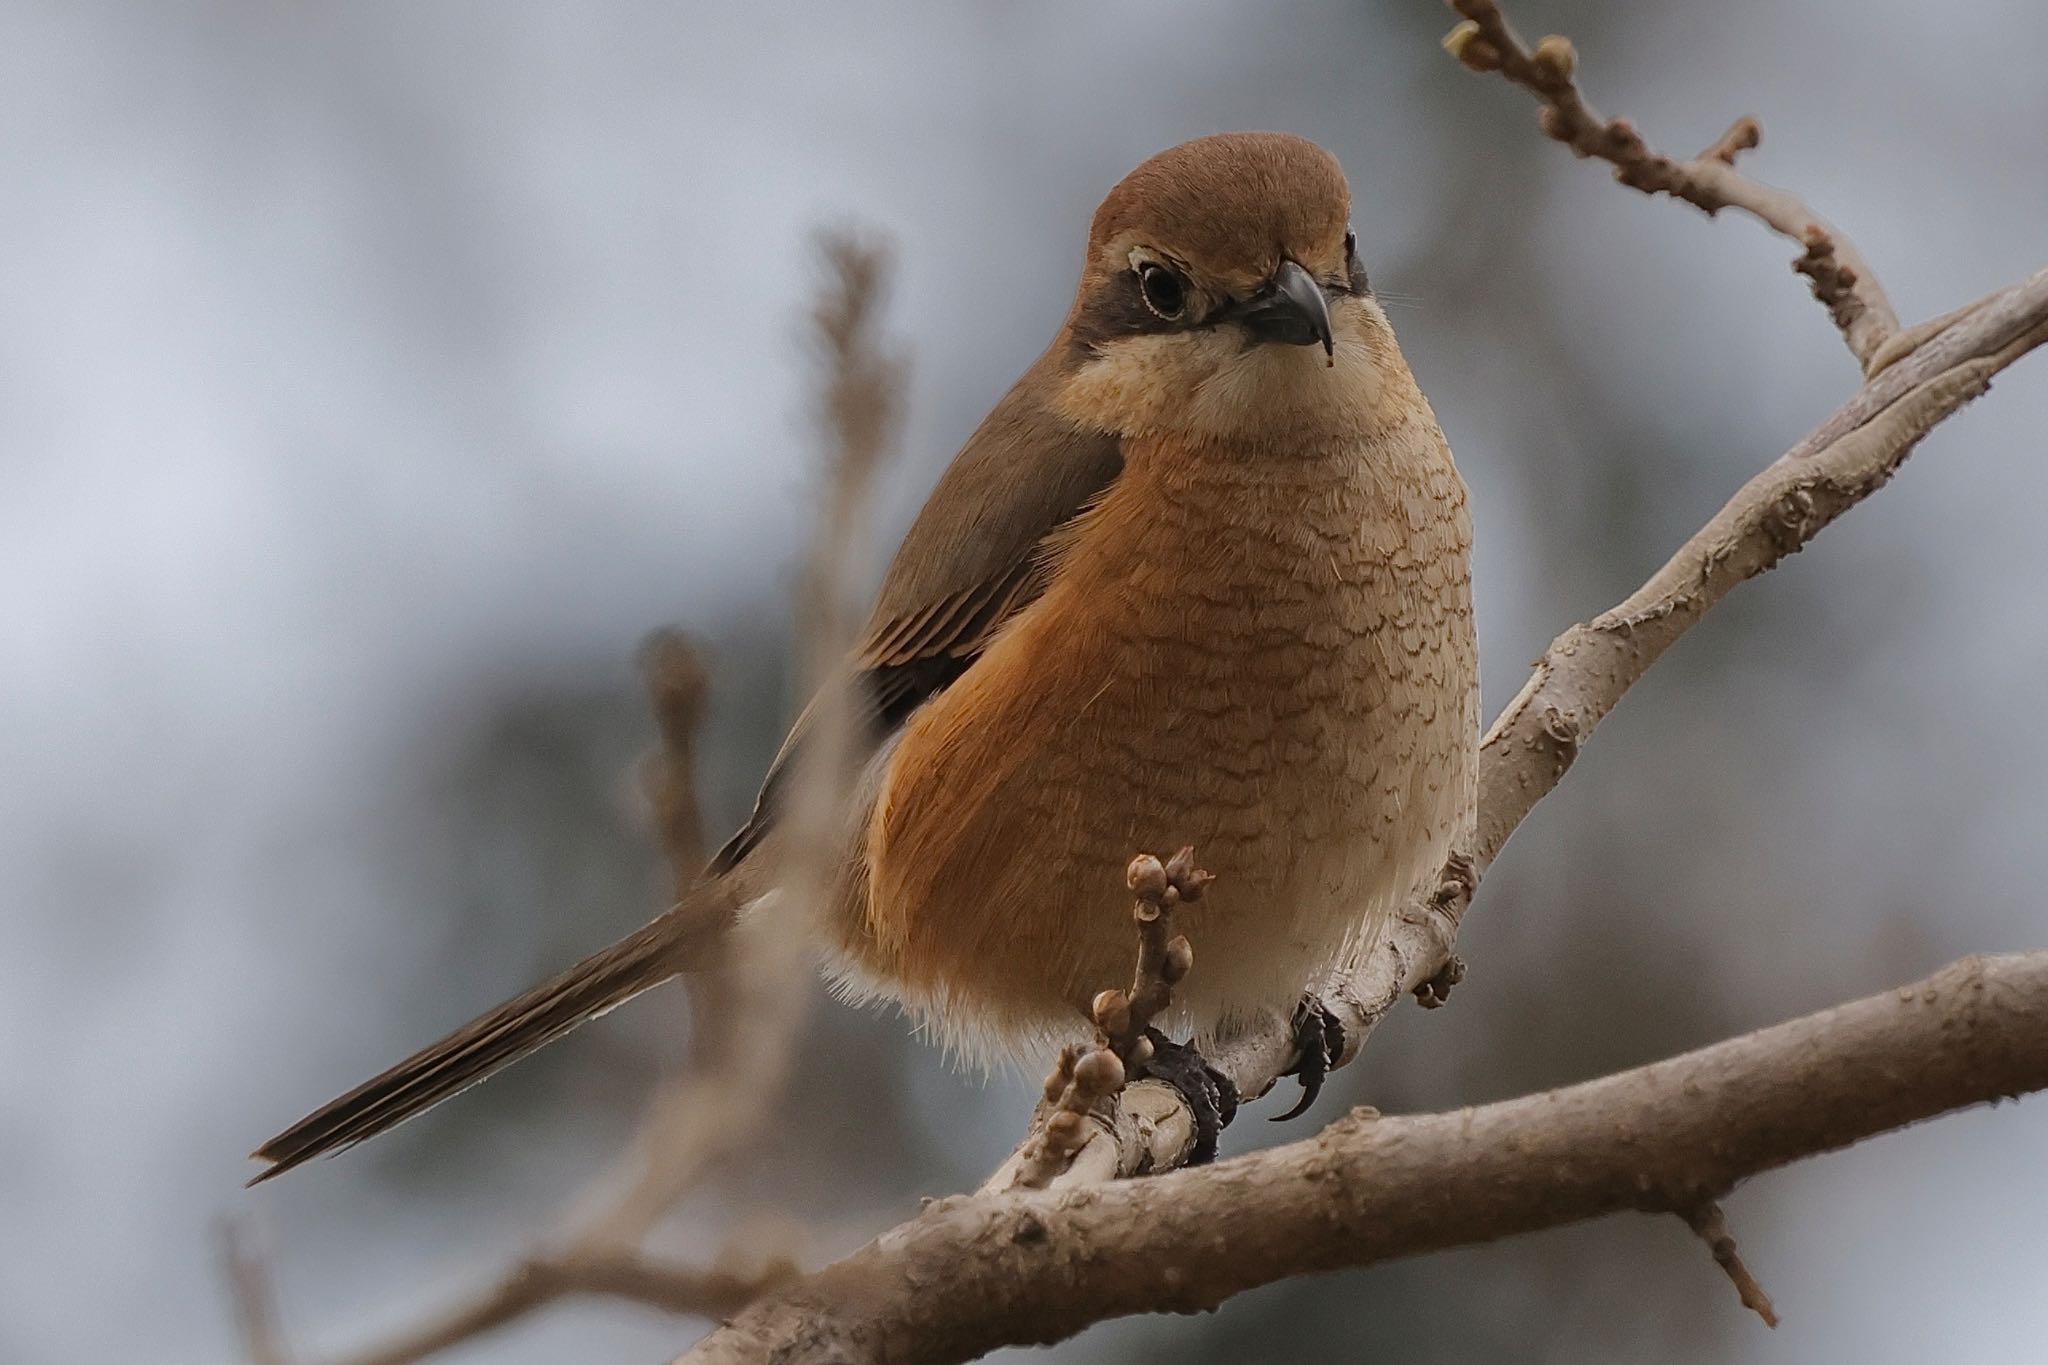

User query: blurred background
[5,1,2046,1361]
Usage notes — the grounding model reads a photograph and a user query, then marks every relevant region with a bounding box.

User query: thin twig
[1008,850,1209,1188]
[219,1218,292,1365]
[581,236,905,1250]
[1684,1201,1780,1327]
[1096,847,1207,1062]
[639,628,712,901]
[335,1253,794,1365]
[1444,0,1900,369]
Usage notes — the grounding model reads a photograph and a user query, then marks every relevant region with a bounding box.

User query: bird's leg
[1271,994,1347,1122]
[1132,1026,1239,1164]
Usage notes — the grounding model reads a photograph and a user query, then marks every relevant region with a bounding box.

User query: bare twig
[1697,116,1761,166]
[639,628,712,901]
[1011,1046,1127,1190]
[1096,847,1207,1062]
[1444,0,1900,369]
[334,1252,795,1365]
[582,233,904,1249]
[781,229,906,934]
[686,952,2048,1364]
[1685,1201,1780,1328]
[219,1218,292,1365]
[1006,850,1209,1188]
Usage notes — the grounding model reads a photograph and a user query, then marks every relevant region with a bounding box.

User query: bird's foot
[1272,994,1347,1122]
[1132,1027,1239,1164]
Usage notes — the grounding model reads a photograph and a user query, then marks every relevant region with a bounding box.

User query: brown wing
[709,348,1121,875]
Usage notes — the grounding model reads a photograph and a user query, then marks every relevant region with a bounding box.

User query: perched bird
[250,131,1478,1183]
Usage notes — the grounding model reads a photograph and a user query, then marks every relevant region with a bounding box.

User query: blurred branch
[1444,0,1901,370]
[325,1252,792,1365]
[640,629,712,901]
[239,234,906,1365]
[692,952,2048,1362]
[578,232,902,1250]
[219,1218,291,1365]
[779,228,906,970]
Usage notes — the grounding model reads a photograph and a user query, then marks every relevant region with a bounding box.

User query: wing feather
[708,350,1120,875]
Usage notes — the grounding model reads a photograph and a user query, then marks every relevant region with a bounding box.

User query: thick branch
[689,951,2048,1364]
[1472,267,2048,870]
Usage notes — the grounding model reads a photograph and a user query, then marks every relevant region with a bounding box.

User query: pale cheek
[1055,335,1230,434]
[1057,305,1399,443]
[1186,331,1386,439]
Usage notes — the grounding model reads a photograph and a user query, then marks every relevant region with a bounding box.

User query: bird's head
[1052,132,1404,447]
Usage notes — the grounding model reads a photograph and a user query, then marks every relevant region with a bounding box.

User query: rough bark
[690,952,2048,1364]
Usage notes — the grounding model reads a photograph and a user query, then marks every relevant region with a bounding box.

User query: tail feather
[249,904,710,1185]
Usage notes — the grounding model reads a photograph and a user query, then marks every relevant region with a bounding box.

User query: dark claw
[1133,1027,1239,1164]
[1272,995,1346,1122]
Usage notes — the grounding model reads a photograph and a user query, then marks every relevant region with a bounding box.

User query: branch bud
[1127,853,1169,902]
[1092,989,1132,1038]
[1533,34,1577,81]
[1442,22,1501,72]
[1073,1048,1126,1097]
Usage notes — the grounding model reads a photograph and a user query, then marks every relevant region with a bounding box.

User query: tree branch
[688,951,2048,1364]
[1443,0,1900,369]
[219,1219,292,1365]
[640,628,712,903]
[1685,1200,1779,1328]
[330,1253,792,1365]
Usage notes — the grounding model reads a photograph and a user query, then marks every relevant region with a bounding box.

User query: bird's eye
[1136,262,1188,320]
[1343,229,1369,296]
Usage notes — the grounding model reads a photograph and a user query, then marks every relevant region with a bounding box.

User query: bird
[249,131,1479,1184]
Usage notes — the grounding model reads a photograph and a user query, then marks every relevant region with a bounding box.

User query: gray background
[4,2,2045,1362]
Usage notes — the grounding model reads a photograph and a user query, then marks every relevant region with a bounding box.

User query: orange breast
[862,418,1477,1053]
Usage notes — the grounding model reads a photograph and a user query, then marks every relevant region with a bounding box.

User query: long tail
[249,893,722,1185]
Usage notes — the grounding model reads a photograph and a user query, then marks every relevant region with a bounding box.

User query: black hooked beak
[1233,259,1334,363]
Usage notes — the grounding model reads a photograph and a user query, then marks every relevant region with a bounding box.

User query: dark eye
[1344,230,1369,296]
[1136,262,1187,320]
